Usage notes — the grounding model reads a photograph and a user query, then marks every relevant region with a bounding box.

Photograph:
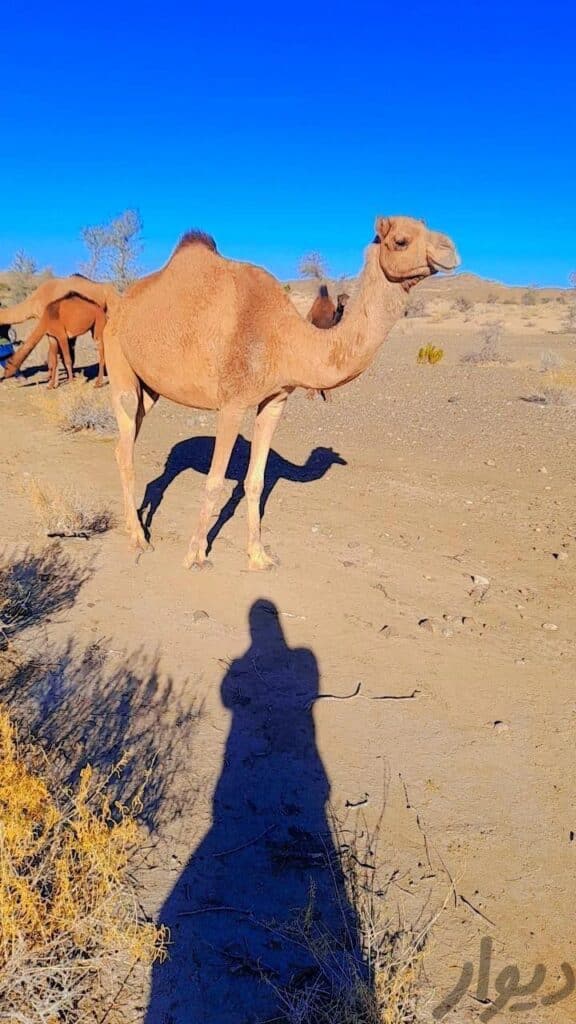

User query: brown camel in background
[334,291,350,324]
[2,294,107,388]
[307,284,336,328]
[0,274,118,328]
[104,216,459,570]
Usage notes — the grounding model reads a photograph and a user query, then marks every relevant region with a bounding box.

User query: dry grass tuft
[37,379,117,435]
[417,345,444,365]
[274,818,432,1024]
[26,477,114,538]
[0,706,167,1023]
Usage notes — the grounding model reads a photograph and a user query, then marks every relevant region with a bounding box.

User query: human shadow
[139,436,346,547]
[145,599,367,1023]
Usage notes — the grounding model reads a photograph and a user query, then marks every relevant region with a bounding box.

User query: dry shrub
[417,345,444,365]
[452,296,472,313]
[539,349,563,372]
[405,296,427,319]
[37,379,117,435]
[461,321,510,365]
[26,477,114,538]
[0,706,167,1023]
[273,817,433,1024]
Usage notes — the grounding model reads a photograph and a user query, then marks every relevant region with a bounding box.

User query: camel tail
[318,285,329,298]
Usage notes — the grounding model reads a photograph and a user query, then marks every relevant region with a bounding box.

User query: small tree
[298,251,329,280]
[80,209,143,291]
[9,250,38,303]
[80,225,110,280]
[106,210,143,291]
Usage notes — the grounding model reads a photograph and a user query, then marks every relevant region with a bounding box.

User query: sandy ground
[1,282,575,1023]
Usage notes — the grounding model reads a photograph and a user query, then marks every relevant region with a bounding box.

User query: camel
[0,274,118,328]
[2,294,107,388]
[307,284,336,328]
[334,292,350,325]
[104,216,459,570]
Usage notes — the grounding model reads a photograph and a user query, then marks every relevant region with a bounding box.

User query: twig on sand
[459,893,496,927]
[214,824,277,859]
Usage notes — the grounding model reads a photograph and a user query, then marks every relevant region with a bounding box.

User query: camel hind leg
[107,335,157,548]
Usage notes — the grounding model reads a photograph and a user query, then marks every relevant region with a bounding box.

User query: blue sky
[2,1,574,286]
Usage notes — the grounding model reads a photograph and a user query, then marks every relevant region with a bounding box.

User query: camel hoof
[248,546,278,572]
[128,527,147,551]
[94,380,105,389]
[184,555,213,571]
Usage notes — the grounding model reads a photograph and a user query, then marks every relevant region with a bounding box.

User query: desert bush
[405,296,427,318]
[521,289,537,306]
[284,283,292,293]
[417,344,444,365]
[540,349,564,372]
[38,379,117,434]
[486,292,498,304]
[0,706,166,1023]
[298,251,329,280]
[26,478,114,538]
[453,296,472,313]
[274,817,431,1024]
[461,321,510,365]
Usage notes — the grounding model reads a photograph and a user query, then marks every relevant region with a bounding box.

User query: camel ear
[374,216,392,241]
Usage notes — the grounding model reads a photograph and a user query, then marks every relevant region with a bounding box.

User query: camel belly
[126,346,221,410]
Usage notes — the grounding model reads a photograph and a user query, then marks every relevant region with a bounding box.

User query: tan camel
[0,274,118,328]
[105,216,459,570]
[2,294,107,388]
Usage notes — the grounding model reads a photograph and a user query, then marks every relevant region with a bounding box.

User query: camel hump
[172,230,218,257]
[46,292,101,317]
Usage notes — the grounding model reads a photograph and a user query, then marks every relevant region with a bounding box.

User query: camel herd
[0,216,459,568]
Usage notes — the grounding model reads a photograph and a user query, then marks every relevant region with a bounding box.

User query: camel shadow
[145,599,368,1023]
[139,436,347,549]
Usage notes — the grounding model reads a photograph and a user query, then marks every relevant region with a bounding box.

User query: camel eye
[395,237,409,249]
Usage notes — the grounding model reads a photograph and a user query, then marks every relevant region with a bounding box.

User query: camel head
[374,216,459,286]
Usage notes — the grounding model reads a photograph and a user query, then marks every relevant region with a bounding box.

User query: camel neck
[289,246,409,390]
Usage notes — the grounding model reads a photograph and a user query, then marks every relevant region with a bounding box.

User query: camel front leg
[184,405,245,569]
[245,392,288,570]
